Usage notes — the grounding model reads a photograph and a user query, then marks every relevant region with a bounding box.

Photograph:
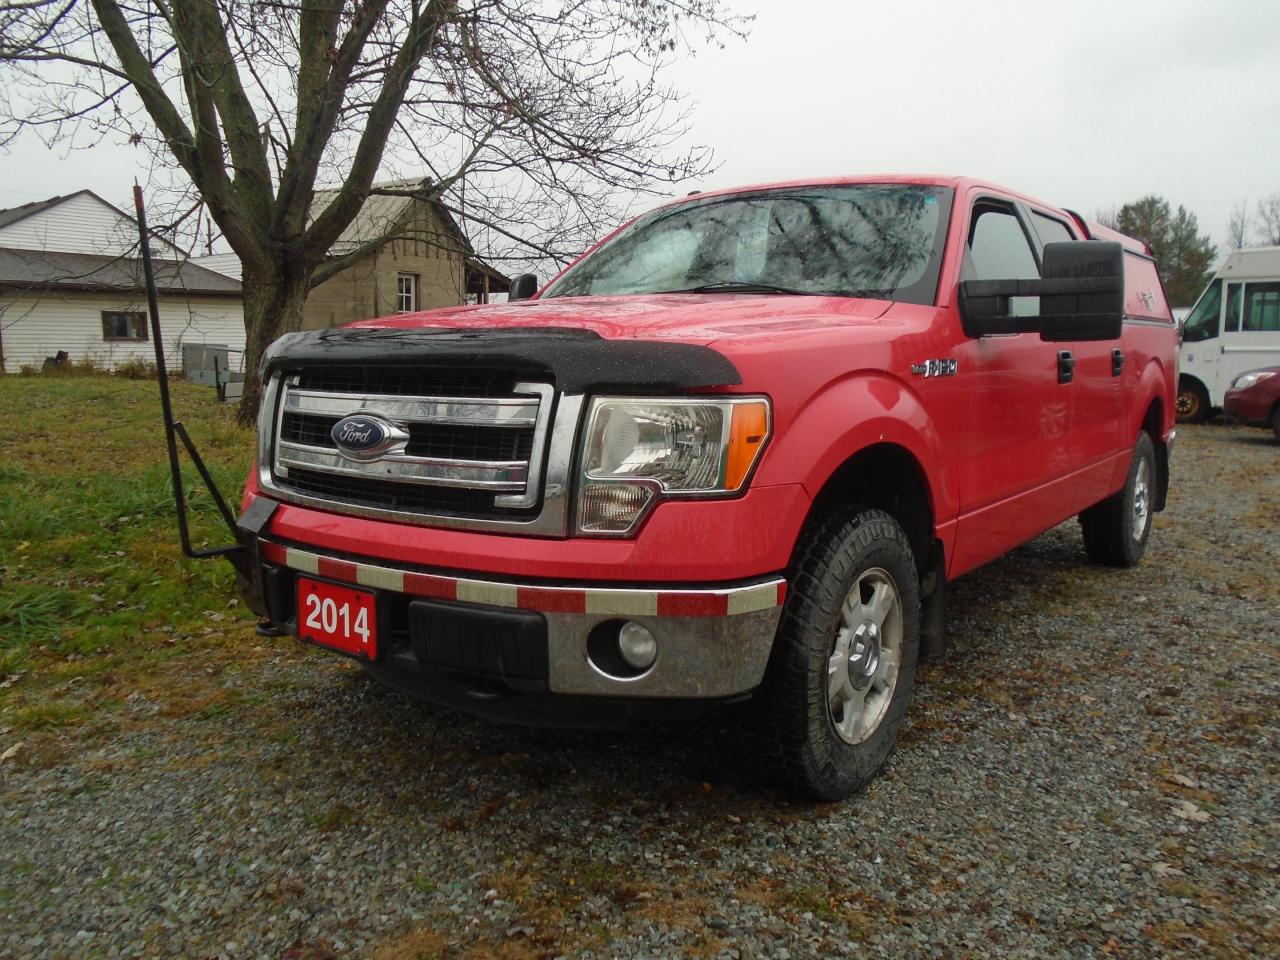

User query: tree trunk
[236,263,313,426]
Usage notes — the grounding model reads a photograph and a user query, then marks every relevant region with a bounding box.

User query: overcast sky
[2,0,1278,258]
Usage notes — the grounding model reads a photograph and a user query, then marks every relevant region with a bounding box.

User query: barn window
[397,273,419,313]
[101,311,148,341]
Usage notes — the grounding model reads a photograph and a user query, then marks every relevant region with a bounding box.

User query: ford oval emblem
[331,415,396,459]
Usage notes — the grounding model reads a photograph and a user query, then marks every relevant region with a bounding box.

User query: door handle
[1057,350,1075,385]
[1112,348,1125,377]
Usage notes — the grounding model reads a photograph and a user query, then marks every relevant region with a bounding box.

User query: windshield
[543,184,953,305]
[1182,279,1222,342]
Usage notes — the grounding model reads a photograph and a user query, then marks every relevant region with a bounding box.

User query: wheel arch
[1139,394,1170,512]
[796,442,937,573]
[759,373,950,571]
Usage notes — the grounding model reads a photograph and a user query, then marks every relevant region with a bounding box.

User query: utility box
[182,343,230,386]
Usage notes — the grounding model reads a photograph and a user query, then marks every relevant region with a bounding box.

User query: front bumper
[255,541,785,702]
[1223,388,1271,426]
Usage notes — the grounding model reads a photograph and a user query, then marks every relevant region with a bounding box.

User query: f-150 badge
[911,359,958,378]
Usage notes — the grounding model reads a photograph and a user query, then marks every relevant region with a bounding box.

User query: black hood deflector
[260,326,741,393]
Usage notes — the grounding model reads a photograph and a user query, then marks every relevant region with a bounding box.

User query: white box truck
[1178,246,1280,421]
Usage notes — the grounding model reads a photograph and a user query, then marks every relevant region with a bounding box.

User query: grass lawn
[0,373,271,737]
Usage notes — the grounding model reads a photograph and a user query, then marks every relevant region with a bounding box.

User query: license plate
[296,576,377,659]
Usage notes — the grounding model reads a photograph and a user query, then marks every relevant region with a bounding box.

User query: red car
[238,176,1179,799]
[1223,367,1280,442]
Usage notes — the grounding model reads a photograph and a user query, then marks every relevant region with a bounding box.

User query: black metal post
[134,183,244,565]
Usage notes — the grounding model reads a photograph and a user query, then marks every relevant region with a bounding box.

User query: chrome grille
[265,367,555,520]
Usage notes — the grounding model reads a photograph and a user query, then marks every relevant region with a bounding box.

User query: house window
[102,311,148,341]
[397,273,419,313]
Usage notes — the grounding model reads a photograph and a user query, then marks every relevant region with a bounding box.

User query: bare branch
[0,0,752,421]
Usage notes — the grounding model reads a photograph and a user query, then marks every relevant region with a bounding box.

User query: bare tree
[1226,200,1250,251]
[0,0,749,421]
[1256,192,1280,246]
[1093,205,1120,231]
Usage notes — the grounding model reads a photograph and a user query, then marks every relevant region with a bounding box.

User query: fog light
[617,621,658,670]
[577,481,656,534]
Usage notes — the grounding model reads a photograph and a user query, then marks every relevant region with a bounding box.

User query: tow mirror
[509,273,539,301]
[958,241,1124,342]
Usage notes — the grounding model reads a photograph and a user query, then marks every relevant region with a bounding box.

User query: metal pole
[134,183,243,562]
[135,184,196,552]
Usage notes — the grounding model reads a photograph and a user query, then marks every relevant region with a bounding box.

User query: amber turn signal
[725,400,770,490]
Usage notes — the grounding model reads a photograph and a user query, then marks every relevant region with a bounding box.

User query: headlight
[1232,370,1275,390]
[576,397,771,535]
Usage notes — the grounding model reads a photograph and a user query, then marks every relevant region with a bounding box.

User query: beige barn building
[195,179,510,332]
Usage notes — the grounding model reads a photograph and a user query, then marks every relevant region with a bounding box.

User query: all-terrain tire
[1079,432,1156,567]
[742,508,920,801]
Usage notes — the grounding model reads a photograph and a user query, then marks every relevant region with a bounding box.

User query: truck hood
[352,293,893,345]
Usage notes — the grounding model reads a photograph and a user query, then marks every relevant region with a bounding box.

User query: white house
[0,190,244,373]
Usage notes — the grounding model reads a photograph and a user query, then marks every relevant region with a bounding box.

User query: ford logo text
[330,415,404,460]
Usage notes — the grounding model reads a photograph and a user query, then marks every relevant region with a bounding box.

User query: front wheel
[1079,432,1156,567]
[743,508,920,801]
[1271,406,1280,444]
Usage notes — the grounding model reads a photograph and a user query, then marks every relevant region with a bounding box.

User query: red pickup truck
[237,175,1178,800]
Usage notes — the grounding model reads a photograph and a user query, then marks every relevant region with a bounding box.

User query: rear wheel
[743,508,920,800]
[1271,406,1280,444]
[1079,432,1156,567]
[1176,378,1210,423]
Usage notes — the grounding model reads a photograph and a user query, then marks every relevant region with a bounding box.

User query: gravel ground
[1,422,1277,960]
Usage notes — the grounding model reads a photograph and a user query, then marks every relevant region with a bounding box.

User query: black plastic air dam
[259,327,742,393]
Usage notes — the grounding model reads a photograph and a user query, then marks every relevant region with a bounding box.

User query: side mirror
[958,241,1124,341]
[509,273,539,301]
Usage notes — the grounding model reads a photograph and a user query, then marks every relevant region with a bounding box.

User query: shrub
[115,358,159,380]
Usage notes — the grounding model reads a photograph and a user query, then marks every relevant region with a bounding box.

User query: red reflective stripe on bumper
[516,587,587,614]
[403,572,458,600]
[317,557,358,582]
[656,592,729,617]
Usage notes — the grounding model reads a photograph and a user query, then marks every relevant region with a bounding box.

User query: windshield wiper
[663,281,889,298]
[663,280,817,296]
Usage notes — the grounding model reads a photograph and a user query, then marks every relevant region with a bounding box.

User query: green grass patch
[0,374,262,730]
[10,700,87,730]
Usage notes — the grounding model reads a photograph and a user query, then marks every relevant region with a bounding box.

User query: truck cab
[238,175,1178,800]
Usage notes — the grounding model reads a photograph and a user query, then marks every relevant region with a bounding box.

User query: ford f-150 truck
[235,175,1178,800]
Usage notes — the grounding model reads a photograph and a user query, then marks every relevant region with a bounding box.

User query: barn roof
[309,178,474,257]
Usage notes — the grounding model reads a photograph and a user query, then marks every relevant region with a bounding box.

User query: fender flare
[1134,356,1173,509]
[1134,358,1169,437]
[756,372,955,528]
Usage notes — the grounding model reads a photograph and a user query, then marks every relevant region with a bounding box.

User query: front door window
[967,206,1040,316]
[1181,279,1222,342]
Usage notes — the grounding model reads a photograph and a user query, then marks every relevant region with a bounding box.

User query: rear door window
[1030,212,1076,247]
[1243,282,1280,331]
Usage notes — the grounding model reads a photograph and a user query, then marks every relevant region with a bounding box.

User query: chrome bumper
[544,605,782,698]
[262,542,785,700]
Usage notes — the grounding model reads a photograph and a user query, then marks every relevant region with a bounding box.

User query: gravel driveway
[2,422,1277,959]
